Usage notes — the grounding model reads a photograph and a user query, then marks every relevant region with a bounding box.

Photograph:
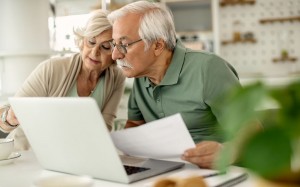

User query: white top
[0,150,255,187]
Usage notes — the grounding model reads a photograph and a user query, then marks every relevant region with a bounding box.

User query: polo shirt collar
[144,40,186,87]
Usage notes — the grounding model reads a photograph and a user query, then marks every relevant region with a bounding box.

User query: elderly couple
[0,1,245,169]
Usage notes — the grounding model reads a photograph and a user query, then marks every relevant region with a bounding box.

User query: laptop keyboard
[120,155,147,165]
[123,165,150,175]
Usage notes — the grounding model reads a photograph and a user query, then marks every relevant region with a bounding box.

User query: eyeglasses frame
[110,38,143,54]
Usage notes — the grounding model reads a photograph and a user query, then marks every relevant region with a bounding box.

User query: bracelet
[1,106,19,128]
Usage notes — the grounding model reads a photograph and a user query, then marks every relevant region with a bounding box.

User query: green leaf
[220,82,267,139]
[238,127,292,179]
[269,80,300,137]
[216,80,300,179]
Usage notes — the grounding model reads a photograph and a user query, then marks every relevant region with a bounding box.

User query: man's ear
[153,39,165,56]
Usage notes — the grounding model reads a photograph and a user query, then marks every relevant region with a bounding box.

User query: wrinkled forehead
[112,13,142,41]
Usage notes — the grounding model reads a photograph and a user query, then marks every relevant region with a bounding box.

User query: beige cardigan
[9,53,126,150]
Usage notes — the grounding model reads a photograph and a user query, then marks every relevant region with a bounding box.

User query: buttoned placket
[153,86,165,118]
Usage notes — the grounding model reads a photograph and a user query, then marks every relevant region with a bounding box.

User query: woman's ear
[153,39,165,56]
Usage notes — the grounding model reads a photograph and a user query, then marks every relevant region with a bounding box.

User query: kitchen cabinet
[162,0,214,52]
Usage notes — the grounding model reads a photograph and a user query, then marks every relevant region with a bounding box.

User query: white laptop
[9,97,184,184]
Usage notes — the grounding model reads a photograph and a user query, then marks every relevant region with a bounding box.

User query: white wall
[0,0,50,96]
[218,0,300,77]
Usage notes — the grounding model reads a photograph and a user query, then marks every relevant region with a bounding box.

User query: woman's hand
[0,106,19,132]
[7,108,19,127]
[181,141,223,169]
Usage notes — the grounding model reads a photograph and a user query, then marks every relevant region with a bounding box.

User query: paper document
[144,168,248,187]
[110,113,195,159]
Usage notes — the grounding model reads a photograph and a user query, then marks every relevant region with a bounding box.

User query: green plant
[281,49,289,59]
[217,80,300,184]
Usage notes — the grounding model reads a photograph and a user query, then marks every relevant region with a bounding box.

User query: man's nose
[111,47,124,60]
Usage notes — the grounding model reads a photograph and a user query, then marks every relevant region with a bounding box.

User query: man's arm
[125,119,146,128]
[182,120,263,169]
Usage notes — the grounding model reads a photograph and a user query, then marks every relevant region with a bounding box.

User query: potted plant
[216,80,300,186]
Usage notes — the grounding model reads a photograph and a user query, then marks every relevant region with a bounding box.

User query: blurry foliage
[217,80,300,182]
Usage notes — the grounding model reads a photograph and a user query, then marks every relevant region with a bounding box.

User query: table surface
[0,150,256,187]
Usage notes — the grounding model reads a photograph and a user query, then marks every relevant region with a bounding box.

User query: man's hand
[125,119,145,128]
[181,141,223,169]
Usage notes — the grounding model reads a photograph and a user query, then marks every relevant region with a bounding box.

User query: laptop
[9,97,184,184]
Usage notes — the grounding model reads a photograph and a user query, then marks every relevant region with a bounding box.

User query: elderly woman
[0,10,125,149]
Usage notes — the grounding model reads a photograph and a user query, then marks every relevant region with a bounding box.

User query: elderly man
[108,1,241,168]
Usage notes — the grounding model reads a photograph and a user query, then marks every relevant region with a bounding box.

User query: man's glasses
[85,37,113,55]
[110,39,143,54]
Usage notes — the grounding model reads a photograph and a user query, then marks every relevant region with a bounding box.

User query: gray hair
[74,10,112,50]
[107,1,176,50]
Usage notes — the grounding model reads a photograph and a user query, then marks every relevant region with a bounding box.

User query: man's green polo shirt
[128,41,240,143]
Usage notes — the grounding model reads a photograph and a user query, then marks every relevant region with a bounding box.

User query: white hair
[107,0,176,50]
[74,10,112,50]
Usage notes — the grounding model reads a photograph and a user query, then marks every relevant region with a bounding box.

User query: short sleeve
[203,55,241,122]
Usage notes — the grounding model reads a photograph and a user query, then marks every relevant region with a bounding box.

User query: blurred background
[0,0,299,118]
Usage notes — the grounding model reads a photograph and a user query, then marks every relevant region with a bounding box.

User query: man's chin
[120,68,134,78]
